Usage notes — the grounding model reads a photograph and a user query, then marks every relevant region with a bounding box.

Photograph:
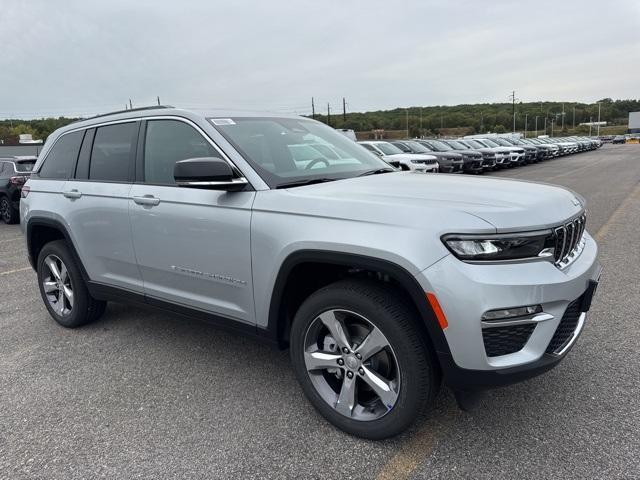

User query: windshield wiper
[276,178,337,189]
[358,167,395,177]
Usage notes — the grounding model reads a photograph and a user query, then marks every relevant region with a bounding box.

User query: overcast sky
[1,0,638,119]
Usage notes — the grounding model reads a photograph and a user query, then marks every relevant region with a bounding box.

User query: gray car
[21,106,602,439]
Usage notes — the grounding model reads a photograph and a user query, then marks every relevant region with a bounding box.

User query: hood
[423,151,464,160]
[263,172,585,233]
[384,153,437,161]
[455,149,482,157]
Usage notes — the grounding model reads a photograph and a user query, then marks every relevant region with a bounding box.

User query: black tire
[0,196,18,224]
[36,240,106,328]
[290,279,440,439]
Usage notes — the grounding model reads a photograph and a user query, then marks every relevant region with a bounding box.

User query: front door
[128,118,255,324]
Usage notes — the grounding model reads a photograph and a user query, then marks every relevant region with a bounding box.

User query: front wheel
[290,279,440,439]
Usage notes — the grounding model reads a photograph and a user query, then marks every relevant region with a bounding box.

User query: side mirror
[174,157,248,191]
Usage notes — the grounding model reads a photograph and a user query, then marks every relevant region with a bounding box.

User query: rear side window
[39,131,84,179]
[89,122,137,182]
[144,120,218,185]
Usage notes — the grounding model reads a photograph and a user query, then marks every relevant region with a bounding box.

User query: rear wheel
[37,240,106,328]
[290,279,440,439]
[0,196,18,224]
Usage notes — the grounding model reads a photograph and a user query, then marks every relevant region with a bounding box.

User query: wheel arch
[267,250,450,358]
[26,217,90,282]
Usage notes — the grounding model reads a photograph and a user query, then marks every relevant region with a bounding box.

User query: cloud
[0,0,638,118]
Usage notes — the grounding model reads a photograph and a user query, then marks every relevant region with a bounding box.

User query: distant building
[629,112,640,134]
[0,145,42,156]
[19,133,43,144]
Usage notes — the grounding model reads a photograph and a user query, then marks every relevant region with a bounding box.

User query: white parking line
[0,236,23,244]
[0,266,31,276]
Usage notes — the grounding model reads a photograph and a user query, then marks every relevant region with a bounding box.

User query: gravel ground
[0,144,638,479]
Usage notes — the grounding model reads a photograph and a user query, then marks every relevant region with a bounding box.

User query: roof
[56,106,305,136]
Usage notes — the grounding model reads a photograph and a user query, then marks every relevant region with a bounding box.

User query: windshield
[479,138,500,147]
[210,117,390,187]
[444,140,468,150]
[415,141,435,152]
[425,140,454,151]
[464,139,485,149]
[491,138,512,146]
[375,142,404,155]
[404,141,431,153]
[15,161,35,172]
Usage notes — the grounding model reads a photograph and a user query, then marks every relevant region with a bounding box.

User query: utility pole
[597,102,601,136]
[327,103,331,127]
[311,97,315,119]
[524,114,528,138]
[561,103,565,130]
[534,116,538,137]
[342,97,346,122]
[509,90,517,132]
[157,96,160,106]
[419,108,423,137]
[589,116,593,136]
[129,99,133,109]
[551,118,554,136]
[405,109,409,138]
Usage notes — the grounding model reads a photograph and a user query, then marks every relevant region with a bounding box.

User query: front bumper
[462,158,484,173]
[416,232,601,390]
[439,161,464,173]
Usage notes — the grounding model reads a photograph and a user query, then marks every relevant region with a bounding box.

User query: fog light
[482,305,542,321]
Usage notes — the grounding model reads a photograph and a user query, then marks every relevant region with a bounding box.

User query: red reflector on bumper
[426,292,448,330]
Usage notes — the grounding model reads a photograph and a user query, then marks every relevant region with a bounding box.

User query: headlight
[442,231,555,262]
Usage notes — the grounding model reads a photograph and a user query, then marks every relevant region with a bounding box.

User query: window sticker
[210,118,236,126]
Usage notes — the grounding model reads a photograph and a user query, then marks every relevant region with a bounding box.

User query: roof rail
[86,105,175,120]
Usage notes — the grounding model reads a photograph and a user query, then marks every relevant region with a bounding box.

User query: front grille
[483,323,536,357]
[554,214,586,267]
[546,296,582,354]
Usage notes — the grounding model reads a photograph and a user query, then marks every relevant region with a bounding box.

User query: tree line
[1,98,638,144]
[314,98,639,137]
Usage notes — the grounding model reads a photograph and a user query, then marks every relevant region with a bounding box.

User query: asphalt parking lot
[1,144,639,479]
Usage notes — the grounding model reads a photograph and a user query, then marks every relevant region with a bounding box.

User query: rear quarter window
[38,131,84,179]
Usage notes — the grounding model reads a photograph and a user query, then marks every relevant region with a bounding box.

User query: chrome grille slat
[554,213,587,269]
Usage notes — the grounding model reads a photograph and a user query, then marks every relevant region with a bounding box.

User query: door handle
[63,189,82,199]
[133,195,160,206]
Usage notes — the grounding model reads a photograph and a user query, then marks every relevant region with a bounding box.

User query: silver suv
[21,107,601,439]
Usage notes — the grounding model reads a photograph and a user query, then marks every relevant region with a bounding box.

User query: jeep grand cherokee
[21,106,601,439]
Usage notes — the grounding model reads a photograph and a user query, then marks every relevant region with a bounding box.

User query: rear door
[128,118,255,323]
[63,122,143,292]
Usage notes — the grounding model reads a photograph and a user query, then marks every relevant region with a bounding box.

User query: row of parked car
[357,135,603,174]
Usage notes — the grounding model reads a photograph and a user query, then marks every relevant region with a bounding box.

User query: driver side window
[144,120,218,185]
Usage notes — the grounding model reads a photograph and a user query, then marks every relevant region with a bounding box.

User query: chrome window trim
[35,115,248,185]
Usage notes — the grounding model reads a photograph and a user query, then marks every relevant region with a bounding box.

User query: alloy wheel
[303,309,400,421]
[42,254,74,316]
